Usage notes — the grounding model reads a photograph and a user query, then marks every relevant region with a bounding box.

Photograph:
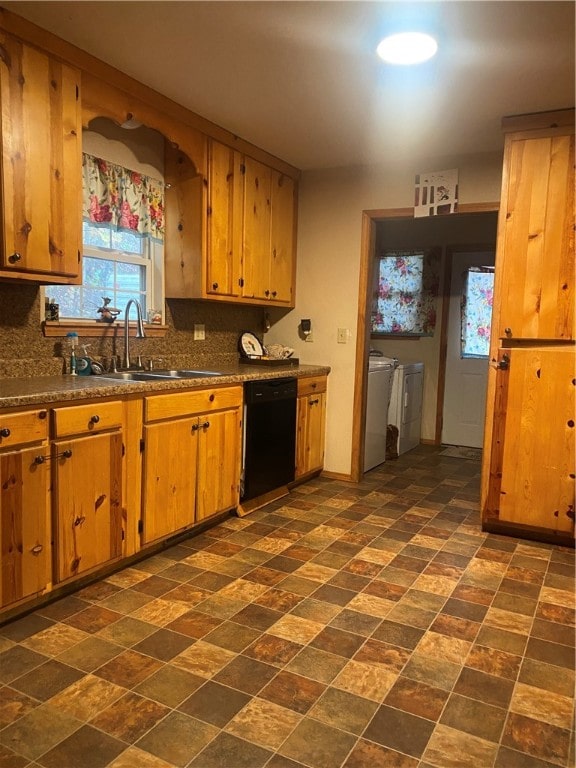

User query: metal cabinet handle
[504,327,512,337]
[34,449,72,465]
[491,354,510,371]
[90,415,100,424]
[309,398,319,406]
[271,290,277,298]
[212,282,218,290]
[191,423,199,432]
[0,428,10,438]
[201,421,210,429]
[8,252,21,263]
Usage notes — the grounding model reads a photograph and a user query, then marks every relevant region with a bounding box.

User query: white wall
[265,151,503,477]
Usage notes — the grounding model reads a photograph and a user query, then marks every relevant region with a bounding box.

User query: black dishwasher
[242,378,297,502]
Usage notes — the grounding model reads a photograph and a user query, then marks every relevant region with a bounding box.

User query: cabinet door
[1,445,50,607]
[242,156,272,300]
[206,140,242,297]
[296,392,326,477]
[196,408,241,522]
[0,33,81,279]
[269,170,296,304]
[54,432,123,582]
[142,417,198,543]
[495,131,574,341]
[484,347,575,535]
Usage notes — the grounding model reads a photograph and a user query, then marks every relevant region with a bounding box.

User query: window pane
[84,257,114,290]
[111,229,143,254]
[83,221,112,249]
[462,268,494,358]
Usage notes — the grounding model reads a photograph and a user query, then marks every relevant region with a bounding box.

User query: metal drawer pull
[34,449,72,465]
[8,252,21,263]
[202,421,210,429]
[90,415,100,424]
[309,398,319,406]
[0,428,10,438]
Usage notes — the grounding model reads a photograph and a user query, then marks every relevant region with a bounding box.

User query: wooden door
[484,347,575,535]
[142,417,198,543]
[494,131,574,341]
[206,140,243,297]
[196,408,241,522]
[269,170,296,305]
[242,156,272,300]
[54,432,123,582]
[0,445,50,607]
[0,33,81,279]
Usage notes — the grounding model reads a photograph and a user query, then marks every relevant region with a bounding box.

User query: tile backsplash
[0,284,268,377]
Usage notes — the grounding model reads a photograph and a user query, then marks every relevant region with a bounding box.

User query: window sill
[42,321,168,338]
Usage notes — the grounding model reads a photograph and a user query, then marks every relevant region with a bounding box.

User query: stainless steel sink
[99,369,223,382]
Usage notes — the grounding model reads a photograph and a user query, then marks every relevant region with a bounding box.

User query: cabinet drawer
[298,375,327,397]
[0,409,48,448]
[53,401,123,437]
[145,385,243,422]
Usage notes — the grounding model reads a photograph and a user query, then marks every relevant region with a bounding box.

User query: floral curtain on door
[371,249,440,336]
[461,267,494,357]
[82,153,165,241]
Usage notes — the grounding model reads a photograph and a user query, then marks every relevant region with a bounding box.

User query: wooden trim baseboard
[482,520,574,549]
[321,470,354,482]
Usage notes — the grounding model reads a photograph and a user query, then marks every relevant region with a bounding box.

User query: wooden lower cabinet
[295,376,327,479]
[52,401,124,582]
[141,386,242,544]
[0,409,51,608]
[483,346,575,539]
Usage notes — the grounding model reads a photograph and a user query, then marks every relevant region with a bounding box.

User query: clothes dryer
[364,357,396,471]
[388,362,424,455]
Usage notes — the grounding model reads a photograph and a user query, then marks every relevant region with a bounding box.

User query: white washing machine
[388,362,424,455]
[364,356,397,471]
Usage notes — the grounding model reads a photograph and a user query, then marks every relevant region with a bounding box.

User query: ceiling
[3,1,575,170]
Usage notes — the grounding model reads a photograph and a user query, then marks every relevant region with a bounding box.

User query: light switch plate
[194,324,205,340]
[337,328,348,343]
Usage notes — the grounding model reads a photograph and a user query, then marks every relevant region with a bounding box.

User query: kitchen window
[47,153,165,325]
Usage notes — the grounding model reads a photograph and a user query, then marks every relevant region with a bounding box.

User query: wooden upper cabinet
[0,33,82,282]
[493,115,574,341]
[242,156,296,305]
[206,139,243,297]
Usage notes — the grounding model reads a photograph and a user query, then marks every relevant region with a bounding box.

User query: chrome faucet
[123,299,146,369]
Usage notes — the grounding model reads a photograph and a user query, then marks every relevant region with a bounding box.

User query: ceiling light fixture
[377,32,438,65]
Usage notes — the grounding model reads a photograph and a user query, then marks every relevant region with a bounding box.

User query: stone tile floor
[0,445,574,768]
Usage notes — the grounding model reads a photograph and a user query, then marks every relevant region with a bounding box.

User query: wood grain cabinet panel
[142,386,242,544]
[0,32,81,282]
[482,109,575,545]
[494,129,574,341]
[295,376,327,479]
[485,347,574,535]
[0,433,50,608]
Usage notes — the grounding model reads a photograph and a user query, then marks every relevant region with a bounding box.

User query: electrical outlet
[193,324,205,341]
[305,330,314,342]
[337,327,348,343]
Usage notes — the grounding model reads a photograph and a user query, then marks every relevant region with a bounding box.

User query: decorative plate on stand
[238,331,265,358]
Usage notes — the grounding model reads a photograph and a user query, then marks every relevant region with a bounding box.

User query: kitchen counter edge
[0,364,331,410]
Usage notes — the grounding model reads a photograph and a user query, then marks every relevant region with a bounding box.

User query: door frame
[351,203,500,483]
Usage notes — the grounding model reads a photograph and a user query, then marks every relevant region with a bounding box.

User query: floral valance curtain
[82,153,165,241]
[371,249,441,336]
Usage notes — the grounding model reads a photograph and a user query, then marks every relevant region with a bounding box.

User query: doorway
[352,205,499,483]
[442,249,495,448]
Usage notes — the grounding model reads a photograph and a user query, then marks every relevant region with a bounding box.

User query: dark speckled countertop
[0,363,330,410]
